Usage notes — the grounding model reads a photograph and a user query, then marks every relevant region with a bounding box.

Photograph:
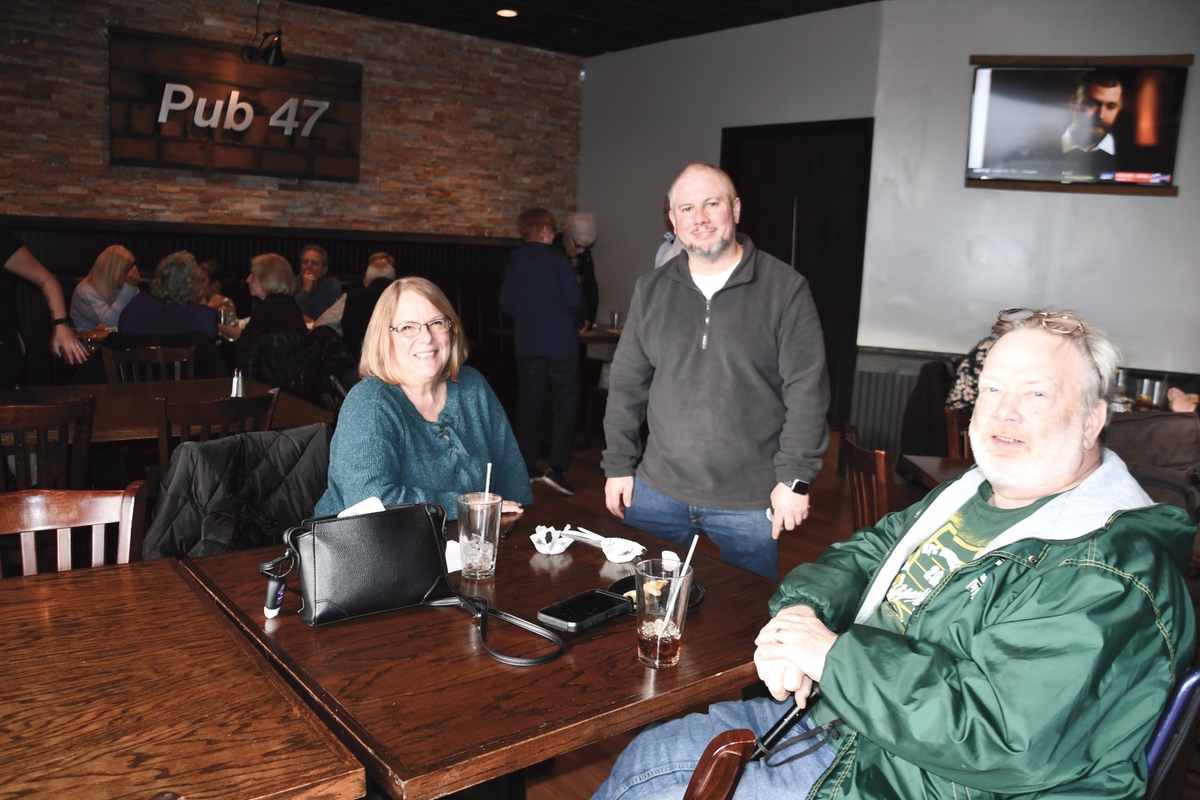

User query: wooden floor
[524,432,1200,800]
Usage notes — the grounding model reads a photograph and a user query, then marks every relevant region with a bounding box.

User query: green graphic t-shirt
[867,482,1055,634]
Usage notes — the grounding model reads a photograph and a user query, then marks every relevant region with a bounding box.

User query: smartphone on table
[537,589,633,634]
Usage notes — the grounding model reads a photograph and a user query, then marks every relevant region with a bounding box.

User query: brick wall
[1,0,582,237]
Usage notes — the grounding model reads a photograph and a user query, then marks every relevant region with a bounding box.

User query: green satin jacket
[772,451,1196,800]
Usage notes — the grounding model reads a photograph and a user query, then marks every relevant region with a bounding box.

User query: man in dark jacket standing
[601,163,830,579]
[593,310,1196,800]
[501,208,586,495]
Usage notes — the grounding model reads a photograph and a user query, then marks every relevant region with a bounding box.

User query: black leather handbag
[261,503,563,667]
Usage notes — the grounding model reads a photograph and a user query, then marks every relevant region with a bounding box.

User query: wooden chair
[842,427,891,531]
[103,345,196,383]
[682,729,758,800]
[0,481,148,577]
[0,397,95,492]
[945,408,973,460]
[156,389,279,476]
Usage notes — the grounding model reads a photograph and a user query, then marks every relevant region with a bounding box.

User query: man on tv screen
[1062,71,1124,165]
[1003,70,1124,180]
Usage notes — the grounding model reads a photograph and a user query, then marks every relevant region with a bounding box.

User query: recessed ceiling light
[496,9,518,18]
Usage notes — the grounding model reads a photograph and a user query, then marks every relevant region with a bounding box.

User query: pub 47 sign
[157,83,330,137]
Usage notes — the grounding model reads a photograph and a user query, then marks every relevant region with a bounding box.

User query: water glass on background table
[634,558,693,668]
[609,310,623,331]
[457,492,502,579]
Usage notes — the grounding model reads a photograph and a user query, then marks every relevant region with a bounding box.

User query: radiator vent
[849,370,918,456]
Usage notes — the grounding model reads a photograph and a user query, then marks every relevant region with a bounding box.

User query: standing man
[554,212,599,331]
[501,208,587,495]
[294,244,342,321]
[601,163,829,579]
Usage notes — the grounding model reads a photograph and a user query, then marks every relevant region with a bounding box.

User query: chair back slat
[0,483,148,578]
[842,428,892,531]
[103,346,197,383]
[20,531,36,576]
[155,389,279,477]
[0,397,96,492]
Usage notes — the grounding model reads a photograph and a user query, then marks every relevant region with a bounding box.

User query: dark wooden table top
[900,454,975,490]
[0,558,363,799]
[0,378,334,443]
[182,508,776,800]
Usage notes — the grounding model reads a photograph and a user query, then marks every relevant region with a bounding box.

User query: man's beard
[969,411,1088,500]
[684,233,735,260]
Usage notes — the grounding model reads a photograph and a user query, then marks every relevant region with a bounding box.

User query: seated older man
[594,308,1196,800]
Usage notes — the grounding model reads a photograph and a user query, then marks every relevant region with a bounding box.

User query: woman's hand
[500,500,524,514]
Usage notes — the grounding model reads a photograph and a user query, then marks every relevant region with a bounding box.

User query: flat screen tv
[965,56,1190,194]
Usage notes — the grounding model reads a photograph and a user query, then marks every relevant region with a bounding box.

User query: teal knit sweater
[315,367,533,519]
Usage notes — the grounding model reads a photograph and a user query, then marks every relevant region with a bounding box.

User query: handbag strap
[430,594,565,667]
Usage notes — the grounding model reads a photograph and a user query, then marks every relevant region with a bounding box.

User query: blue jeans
[591,697,838,800]
[623,477,778,579]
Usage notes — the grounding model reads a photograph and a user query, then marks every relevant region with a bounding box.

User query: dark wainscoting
[5,216,519,400]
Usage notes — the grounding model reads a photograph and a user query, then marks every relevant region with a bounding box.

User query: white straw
[484,462,493,498]
[662,534,699,624]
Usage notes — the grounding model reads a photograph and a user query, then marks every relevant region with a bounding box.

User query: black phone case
[537,589,632,633]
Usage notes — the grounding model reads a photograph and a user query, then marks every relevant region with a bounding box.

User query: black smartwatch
[51,317,70,327]
[786,479,810,496]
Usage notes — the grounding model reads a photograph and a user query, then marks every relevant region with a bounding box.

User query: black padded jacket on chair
[142,422,332,559]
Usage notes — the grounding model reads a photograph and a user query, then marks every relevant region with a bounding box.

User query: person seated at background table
[500,208,586,495]
[198,259,236,314]
[314,252,396,346]
[70,244,140,331]
[220,253,308,341]
[2,228,87,387]
[118,251,218,339]
[1166,377,1200,414]
[593,308,1195,800]
[945,314,1018,414]
[315,276,531,519]
[294,244,342,322]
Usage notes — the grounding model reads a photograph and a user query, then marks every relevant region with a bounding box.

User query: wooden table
[0,559,363,799]
[0,378,334,444]
[900,454,974,489]
[182,509,776,800]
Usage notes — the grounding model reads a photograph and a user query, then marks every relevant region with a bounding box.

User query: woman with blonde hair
[117,250,217,338]
[70,244,139,331]
[220,253,307,341]
[315,276,531,519]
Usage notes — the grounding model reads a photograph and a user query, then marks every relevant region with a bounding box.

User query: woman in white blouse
[70,244,140,331]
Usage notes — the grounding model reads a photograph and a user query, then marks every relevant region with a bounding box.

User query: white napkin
[531,526,574,555]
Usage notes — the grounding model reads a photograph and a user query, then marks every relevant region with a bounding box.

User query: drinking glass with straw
[457,462,502,579]
[635,535,698,668]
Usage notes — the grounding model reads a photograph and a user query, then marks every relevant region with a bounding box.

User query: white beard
[969,414,1089,500]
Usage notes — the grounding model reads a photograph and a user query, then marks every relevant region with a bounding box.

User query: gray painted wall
[862,0,1200,371]
[577,3,883,330]
[579,0,1198,371]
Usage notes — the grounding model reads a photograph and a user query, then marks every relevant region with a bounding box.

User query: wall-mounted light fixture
[242,29,285,66]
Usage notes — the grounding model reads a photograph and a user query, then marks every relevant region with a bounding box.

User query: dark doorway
[720,118,873,426]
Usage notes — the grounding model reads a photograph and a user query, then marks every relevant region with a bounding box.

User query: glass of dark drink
[634,558,693,668]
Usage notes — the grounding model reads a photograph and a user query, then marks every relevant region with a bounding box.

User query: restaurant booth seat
[142,422,332,559]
